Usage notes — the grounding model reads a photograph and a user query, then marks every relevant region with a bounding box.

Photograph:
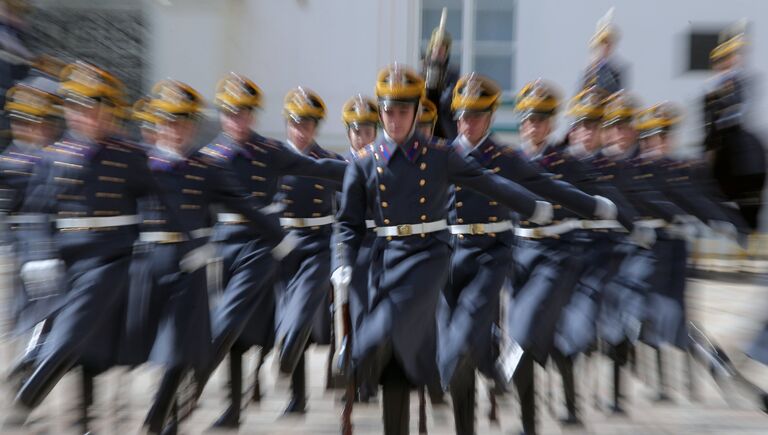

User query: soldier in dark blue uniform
[422,8,459,141]
[703,24,765,231]
[125,80,286,434]
[274,87,345,414]
[337,95,379,402]
[583,8,625,94]
[439,74,613,435]
[2,61,177,427]
[504,80,619,434]
[197,73,347,429]
[332,64,554,435]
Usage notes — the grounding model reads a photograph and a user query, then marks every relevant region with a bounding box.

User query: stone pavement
[1,275,768,434]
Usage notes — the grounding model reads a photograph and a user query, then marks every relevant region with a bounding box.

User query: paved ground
[2,275,768,434]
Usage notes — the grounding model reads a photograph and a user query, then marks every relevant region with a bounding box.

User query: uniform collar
[286,139,314,155]
[377,131,424,165]
[519,139,549,161]
[455,132,491,156]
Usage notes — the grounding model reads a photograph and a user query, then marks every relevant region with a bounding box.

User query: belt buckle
[294,218,305,227]
[396,224,412,237]
[469,223,485,235]
[532,228,543,238]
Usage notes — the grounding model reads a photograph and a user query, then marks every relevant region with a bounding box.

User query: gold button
[489,201,498,206]
[455,186,462,191]
[489,233,496,237]
[386,236,392,241]
[489,216,498,222]
[421,147,427,155]
[379,184,386,191]
[419,179,426,187]
[381,201,388,208]
[456,201,463,208]
[457,218,464,224]
[420,214,427,221]
[420,233,426,238]
[420,162,427,170]
[419,197,426,204]
[384,218,391,224]
[458,234,465,239]
[377,167,383,174]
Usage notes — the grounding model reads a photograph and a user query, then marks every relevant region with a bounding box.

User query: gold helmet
[341,94,378,128]
[590,7,618,49]
[5,82,63,122]
[148,80,205,120]
[283,87,326,122]
[635,102,682,138]
[32,54,66,79]
[567,86,608,124]
[215,72,263,113]
[132,97,160,125]
[375,63,424,106]
[59,61,124,106]
[451,73,501,117]
[710,19,747,64]
[514,79,560,120]
[418,97,437,126]
[602,90,640,127]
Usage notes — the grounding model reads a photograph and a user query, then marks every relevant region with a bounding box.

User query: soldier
[506,79,619,434]
[422,8,459,140]
[583,8,625,94]
[274,87,345,414]
[339,95,378,402]
[132,97,159,146]
[3,61,176,427]
[332,63,553,435]
[1,78,64,373]
[197,73,347,429]
[440,74,613,435]
[703,21,765,231]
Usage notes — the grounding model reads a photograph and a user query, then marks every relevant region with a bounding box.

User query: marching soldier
[132,97,160,146]
[703,21,765,231]
[422,8,459,140]
[583,8,625,94]
[3,61,176,427]
[416,97,438,139]
[506,80,619,434]
[332,63,553,435]
[274,87,345,414]
[197,73,347,429]
[339,95,379,402]
[439,74,613,435]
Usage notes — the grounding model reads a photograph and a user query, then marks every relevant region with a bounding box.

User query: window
[688,30,721,71]
[420,0,517,93]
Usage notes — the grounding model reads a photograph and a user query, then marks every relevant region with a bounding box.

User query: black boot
[514,355,537,435]
[653,349,671,402]
[283,353,307,415]
[160,401,179,435]
[279,326,312,375]
[16,351,76,409]
[553,353,581,426]
[210,350,242,429]
[78,368,94,434]
[381,359,410,435]
[252,351,265,403]
[145,367,187,434]
[449,358,476,435]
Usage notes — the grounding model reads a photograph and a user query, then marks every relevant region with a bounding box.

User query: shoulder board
[427,138,448,149]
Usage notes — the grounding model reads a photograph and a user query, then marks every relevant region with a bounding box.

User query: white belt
[449,220,513,235]
[280,215,335,228]
[515,220,581,239]
[139,231,186,244]
[56,214,141,230]
[365,220,376,229]
[140,227,211,244]
[217,213,247,224]
[639,218,667,229]
[4,213,49,225]
[375,219,447,237]
[577,219,625,231]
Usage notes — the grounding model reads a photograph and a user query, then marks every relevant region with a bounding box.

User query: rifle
[332,243,354,435]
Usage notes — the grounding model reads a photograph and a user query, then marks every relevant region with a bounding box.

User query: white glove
[271,232,298,260]
[628,224,656,249]
[20,259,64,282]
[331,266,353,306]
[709,220,737,240]
[529,201,553,225]
[593,195,618,220]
